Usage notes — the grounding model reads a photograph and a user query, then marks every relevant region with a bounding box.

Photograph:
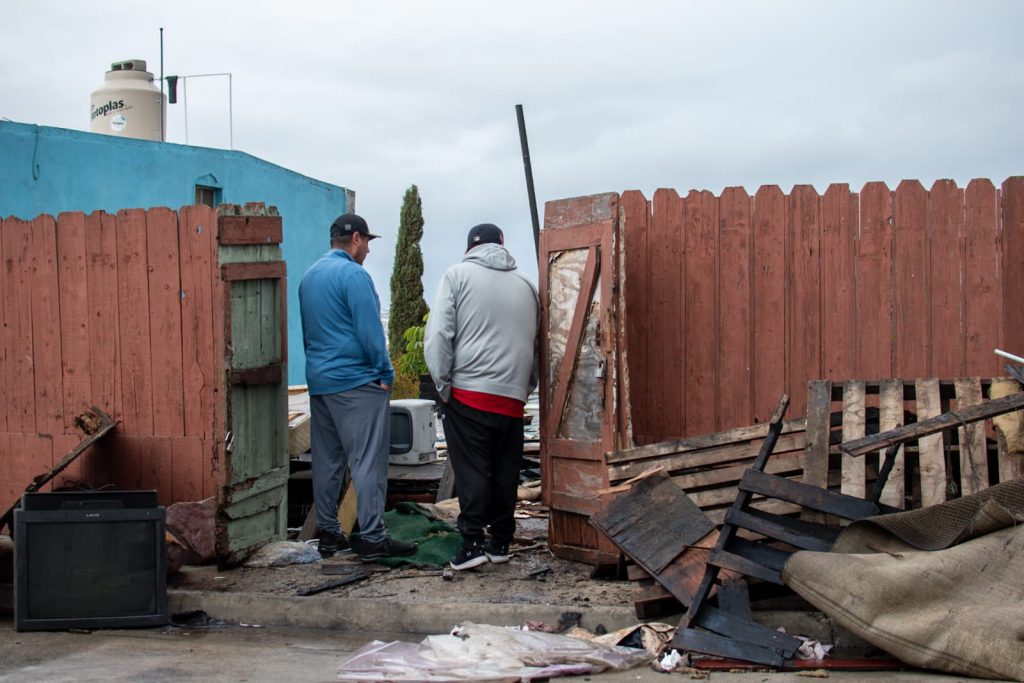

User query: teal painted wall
[0,120,350,384]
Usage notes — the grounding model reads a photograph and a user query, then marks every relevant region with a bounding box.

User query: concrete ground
[0,617,998,683]
[0,527,1004,682]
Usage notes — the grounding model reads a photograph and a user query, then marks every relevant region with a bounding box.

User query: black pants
[440,397,524,545]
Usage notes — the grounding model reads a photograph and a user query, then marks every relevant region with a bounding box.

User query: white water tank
[90,59,164,141]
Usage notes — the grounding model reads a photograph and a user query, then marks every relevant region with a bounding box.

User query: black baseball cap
[331,213,380,240]
[466,223,503,251]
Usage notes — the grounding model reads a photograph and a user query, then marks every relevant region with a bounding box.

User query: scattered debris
[336,622,650,682]
[527,566,551,580]
[243,541,322,568]
[166,497,217,566]
[655,648,685,672]
[593,380,1024,675]
[170,610,227,629]
[795,637,834,661]
[0,406,116,534]
[296,569,371,596]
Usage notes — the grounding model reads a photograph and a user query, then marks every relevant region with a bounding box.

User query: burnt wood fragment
[840,390,1024,457]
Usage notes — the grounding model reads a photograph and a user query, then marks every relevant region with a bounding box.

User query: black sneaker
[354,535,417,561]
[315,529,352,558]
[484,539,510,564]
[450,542,488,570]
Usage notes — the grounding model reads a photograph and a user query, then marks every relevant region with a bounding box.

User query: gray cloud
[4,0,1024,305]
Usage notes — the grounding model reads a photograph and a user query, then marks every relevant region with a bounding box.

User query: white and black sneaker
[484,539,510,563]
[450,542,488,570]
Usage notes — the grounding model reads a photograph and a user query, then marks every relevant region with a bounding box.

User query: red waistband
[450,388,525,418]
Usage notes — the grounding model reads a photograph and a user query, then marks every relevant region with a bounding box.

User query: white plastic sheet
[336,622,651,682]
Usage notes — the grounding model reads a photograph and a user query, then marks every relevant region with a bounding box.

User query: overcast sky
[4,1,1024,309]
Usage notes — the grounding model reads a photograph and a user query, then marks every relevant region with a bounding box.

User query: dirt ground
[168,514,636,610]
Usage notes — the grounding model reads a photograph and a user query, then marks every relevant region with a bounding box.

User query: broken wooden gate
[539,193,632,564]
[215,207,289,565]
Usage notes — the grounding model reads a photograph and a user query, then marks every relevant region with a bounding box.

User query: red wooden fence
[623,178,1024,445]
[1,207,221,507]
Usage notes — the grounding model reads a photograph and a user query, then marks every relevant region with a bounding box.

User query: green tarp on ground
[352,502,462,569]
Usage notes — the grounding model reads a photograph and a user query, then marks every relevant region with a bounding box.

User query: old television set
[14,490,168,631]
[389,399,438,466]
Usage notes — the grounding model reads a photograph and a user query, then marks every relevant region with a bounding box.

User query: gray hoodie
[424,243,539,403]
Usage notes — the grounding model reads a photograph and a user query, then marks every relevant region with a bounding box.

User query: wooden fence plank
[928,181,964,376]
[657,190,686,438]
[29,215,63,437]
[989,378,1024,484]
[683,190,718,436]
[915,378,946,506]
[954,377,988,494]
[56,212,92,431]
[621,192,651,442]
[840,381,866,498]
[4,435,47,502]
[3,218,36,432]
[85,211,121,418]
[893,181,930,378]
[751,186,787,424]
[878,379,905,508]
[147,208,185,437]
[821,184,858,381]
[116,209,154,436]
[787,185,821,420]
[144,436,175,506]
[802,380,832,492]
[108,433,143,490]
[719,187,753,431]
[857,183,894,379]
[1001,178,1024,369]
[172,436,205,502]
[963,180,1001,375]
[650,189,680,438]
[179,205,217,441]
[0,222,5,434]
[80,429,114,490]
[0,434,12,506]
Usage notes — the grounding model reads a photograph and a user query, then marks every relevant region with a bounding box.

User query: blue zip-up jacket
[299,249,394,396]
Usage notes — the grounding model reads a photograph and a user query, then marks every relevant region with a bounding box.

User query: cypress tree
[388,184,429,359]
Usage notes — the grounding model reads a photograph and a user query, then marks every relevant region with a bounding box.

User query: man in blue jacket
[299,213,416,561]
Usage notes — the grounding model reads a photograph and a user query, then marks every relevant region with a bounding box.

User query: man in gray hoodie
[425,223,539,570]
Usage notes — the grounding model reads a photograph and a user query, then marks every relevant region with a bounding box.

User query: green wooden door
[214,210,289,566]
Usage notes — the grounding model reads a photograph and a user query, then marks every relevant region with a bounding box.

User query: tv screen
[390,409,413,455]
[14,491,168,631]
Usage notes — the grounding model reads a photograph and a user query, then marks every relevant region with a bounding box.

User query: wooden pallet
[803,378,1024,512]
[606,417,810,526]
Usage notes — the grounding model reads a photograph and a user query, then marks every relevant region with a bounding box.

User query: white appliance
[389,399,437,466]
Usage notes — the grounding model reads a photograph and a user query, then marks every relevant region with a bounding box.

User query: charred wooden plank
[590,469,714,574]
[725,536,791,572]
[682,395,789,629]
[725,508,838,551]
[840,390,1024,457]
[696,605,801,656]
[708,548,782,584]
[671,628,786,668]
[738,468,881,520]
[716,579,752,621]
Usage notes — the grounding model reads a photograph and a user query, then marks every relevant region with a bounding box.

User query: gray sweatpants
[310,384,391,543]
